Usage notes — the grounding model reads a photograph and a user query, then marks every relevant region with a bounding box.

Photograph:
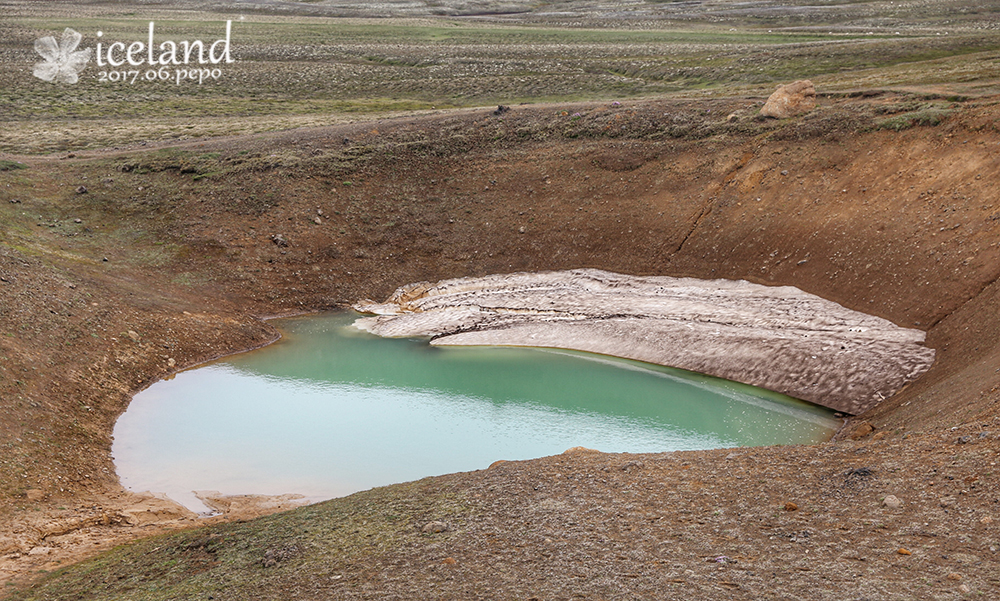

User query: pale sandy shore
[354,269,936,414]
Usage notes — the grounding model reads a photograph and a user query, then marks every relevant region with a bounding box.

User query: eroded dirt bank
[1,94,999,596]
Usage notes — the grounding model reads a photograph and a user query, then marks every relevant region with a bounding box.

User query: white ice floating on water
[354,269,936,414]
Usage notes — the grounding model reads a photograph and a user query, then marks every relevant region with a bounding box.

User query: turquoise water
[113,311,839,512]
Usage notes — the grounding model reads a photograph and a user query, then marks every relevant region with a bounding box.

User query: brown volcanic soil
[1,93,999,597]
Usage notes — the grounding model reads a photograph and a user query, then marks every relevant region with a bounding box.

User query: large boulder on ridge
[761,80,817,118]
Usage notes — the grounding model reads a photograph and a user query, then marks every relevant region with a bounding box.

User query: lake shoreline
[113,310,838,513]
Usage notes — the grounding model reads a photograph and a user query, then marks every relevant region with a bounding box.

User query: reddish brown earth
[1,93,999,597]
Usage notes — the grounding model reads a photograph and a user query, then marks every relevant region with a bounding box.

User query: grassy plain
[1,0,999,153]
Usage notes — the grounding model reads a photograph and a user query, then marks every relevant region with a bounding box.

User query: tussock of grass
[877,107,954,131]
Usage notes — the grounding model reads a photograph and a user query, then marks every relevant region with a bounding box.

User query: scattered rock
[28,546,53,556]
[726,112,739,123]
[441,557,457,565]
[849,422,875,440]
[127,330,140,341]
[313,216,322,225]
[760,80,817,119]
[784,502,798,512]
[882,495,902,509]
[25,489,44,501]
[167,357,176,367]
[120,492,197,525]
[8,198,20,203]
[422,521,449,533]
[75,185,88,194]
[897,548,912,555]
[74,218,82,223]
[493,105,510,116]
[40,515,113,538]
[845,467,874,481]
[518,226,526,234]
[271,234,289,247]
[959,584,971,594]
[262,544,300,568]
[0,536,22,555]
[947,572,963,581]
[194,491,310,519]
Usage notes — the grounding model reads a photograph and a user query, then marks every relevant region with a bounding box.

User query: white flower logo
[33,28,92,84]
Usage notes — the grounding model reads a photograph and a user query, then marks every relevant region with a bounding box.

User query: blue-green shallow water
[113,311,839,512]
